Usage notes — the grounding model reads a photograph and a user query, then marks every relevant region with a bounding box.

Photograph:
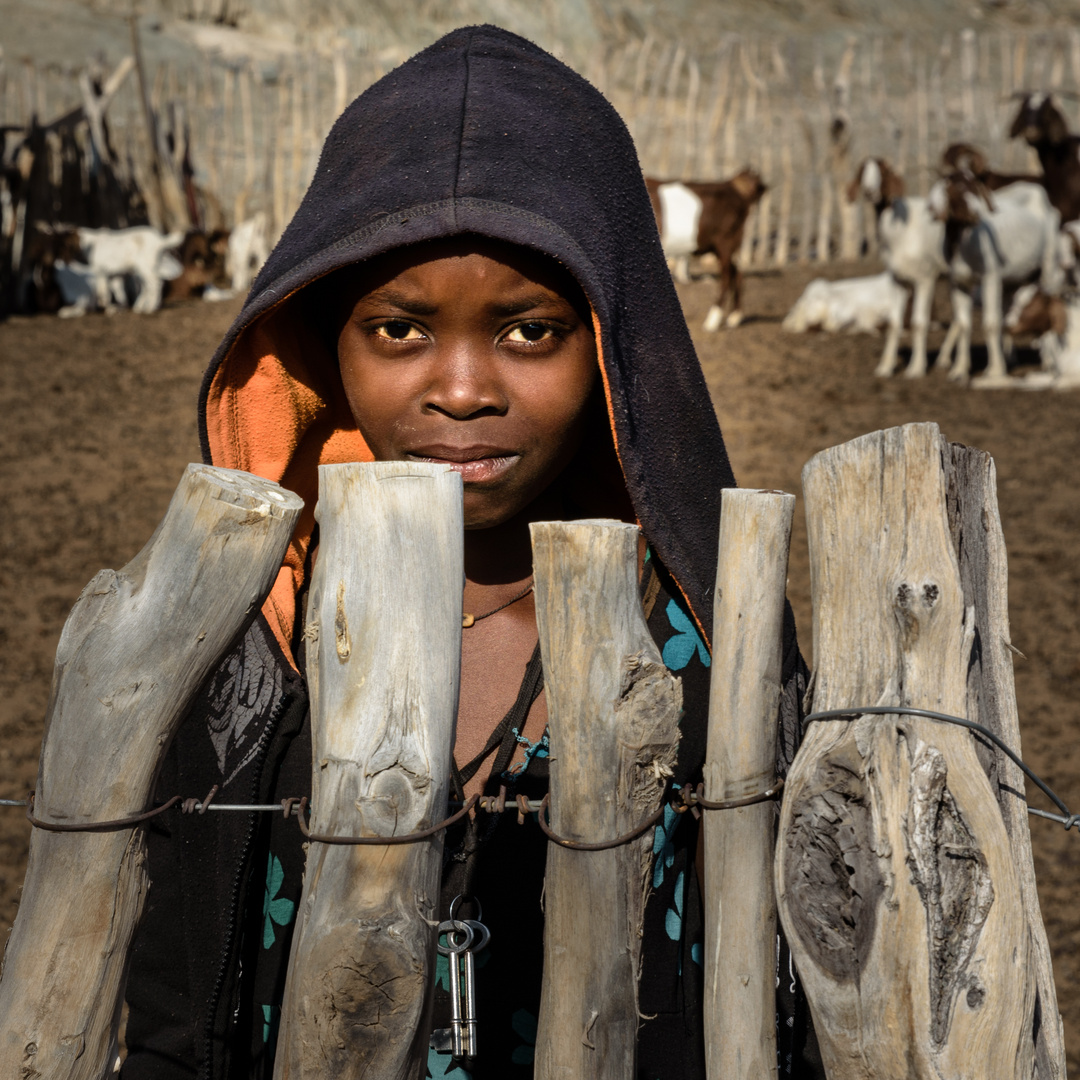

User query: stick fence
[0,26,1075,271]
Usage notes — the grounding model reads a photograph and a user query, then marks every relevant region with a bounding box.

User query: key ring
[448,893,483,924]
[462,919,491,952]
[436,919,474,955]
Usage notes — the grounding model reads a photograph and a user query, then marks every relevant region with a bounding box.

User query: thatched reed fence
[2,27,1079,278]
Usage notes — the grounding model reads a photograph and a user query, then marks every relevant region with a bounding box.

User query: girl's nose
[423,344,508,420]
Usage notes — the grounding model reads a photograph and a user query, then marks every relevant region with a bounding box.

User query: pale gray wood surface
[945,444,1065,1080]
[274,462,463,1080]
[777,423,1036,1080]
[703,488,794,1080]
[0,464,302,1080]
[532,520,682,1080]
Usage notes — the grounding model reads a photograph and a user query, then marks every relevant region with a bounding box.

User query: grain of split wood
[0,464,301,1080]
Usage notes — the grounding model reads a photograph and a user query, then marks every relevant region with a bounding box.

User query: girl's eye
[505,322,554,344]
[375,320,423,341]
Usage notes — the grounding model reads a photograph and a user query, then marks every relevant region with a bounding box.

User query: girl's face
[336,238,599,529]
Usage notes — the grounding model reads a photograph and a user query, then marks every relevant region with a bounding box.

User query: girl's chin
[462,493,532,531]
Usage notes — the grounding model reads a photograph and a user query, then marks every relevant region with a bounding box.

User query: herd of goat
[15,92,1080,389]
[19,211,269,318]
[652,91,1080,389]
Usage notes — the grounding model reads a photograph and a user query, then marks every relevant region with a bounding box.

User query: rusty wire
[9,705,1073,843]
[4,777,786,848]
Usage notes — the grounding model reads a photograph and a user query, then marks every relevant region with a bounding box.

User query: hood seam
[451,30,473,216]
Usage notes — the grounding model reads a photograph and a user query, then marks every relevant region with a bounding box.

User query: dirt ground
[1,264,1078,1066]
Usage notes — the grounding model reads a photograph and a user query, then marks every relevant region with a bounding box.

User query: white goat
[76,226,185,314]
[930,177,1063,384]
[849,158,947,378]
[782,272,908,337]
[226,212,269,294]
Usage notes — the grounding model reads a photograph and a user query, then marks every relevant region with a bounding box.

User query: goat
[164,229,230,303]
[646,170,767,330]
[1004,283,1080,388]
[1009,93,1080,224]
[226,211,269,295]
[21,224,84,313]
[782,272,908,337]
[847,157,947,377]
[929,173,1064,384]
[76,226,185,314]
[940,143,1041,191]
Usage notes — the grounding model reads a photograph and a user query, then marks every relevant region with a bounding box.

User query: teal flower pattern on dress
[427,1046,471,1078]
[665,869,685,942]
[661,599,710,671]
[651,803,681,889]
[262,853,295,949]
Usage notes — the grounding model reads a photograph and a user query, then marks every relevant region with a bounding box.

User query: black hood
[199,24,735,650]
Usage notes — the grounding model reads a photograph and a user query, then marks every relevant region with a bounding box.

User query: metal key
[461,918,491,1058]
[436,919,474,1058]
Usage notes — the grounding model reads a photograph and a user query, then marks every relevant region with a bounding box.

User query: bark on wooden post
[945,443,1065,1080]
[532,520,682,1079]
[703,488,794,1080]
[0,464,303,1080]
[776,423,1044,1080]
[273,461,463,1079]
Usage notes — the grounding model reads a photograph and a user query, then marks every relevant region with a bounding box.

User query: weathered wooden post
[0,464,303,1080]
[532,520,682,1079]
[776,423,1062,1080]
[703,489,794,1080]
[944,441,1065,1079]
[274,462,463,1079]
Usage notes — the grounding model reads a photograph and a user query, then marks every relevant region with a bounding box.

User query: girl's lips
[407,452,519,483]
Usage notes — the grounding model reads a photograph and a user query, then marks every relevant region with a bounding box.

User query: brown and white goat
[940,143,1041,192]
[646,169,767,330]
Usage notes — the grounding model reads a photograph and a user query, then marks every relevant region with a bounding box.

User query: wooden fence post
[945,443,1065,1080]
[273,462,463,1079]
[775,423,1052,1080]
[0,465,303,1079]
[703,489,794,1079]
[532,520,682,1079]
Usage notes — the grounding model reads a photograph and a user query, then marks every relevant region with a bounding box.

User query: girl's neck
[463,484,566,587]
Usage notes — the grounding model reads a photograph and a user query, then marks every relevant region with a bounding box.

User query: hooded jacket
[122,25,816,1080]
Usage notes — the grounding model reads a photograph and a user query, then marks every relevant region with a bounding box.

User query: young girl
[122,25,817,1079]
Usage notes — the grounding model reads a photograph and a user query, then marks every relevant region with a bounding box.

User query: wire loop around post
[295,794,479,845]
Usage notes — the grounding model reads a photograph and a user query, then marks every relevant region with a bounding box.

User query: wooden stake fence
[703,489,794,1079]
[0,465,302,1078]
[776,422,1064,1080]
[531,520,682,1078]
[0,430,1067,1076]
[274,462,463,1078]
[5,28,1080,279]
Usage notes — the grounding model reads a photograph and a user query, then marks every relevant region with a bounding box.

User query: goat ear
[33,220,55,235]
